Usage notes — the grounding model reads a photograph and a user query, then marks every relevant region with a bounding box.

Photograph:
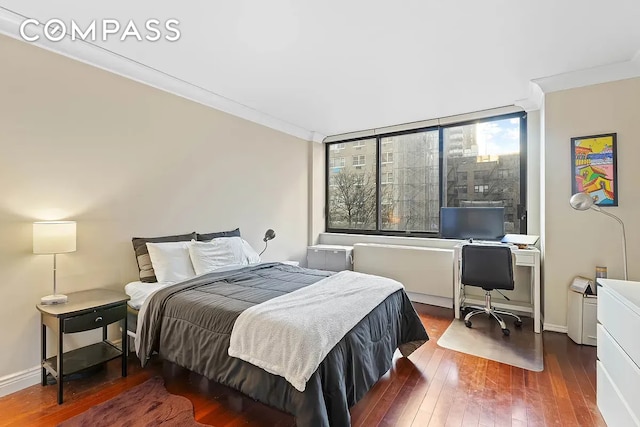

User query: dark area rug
[58,377,207,427]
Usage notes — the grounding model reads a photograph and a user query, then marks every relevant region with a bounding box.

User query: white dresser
[597,279,640,427]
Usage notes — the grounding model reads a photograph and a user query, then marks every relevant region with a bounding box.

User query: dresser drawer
[597,324,640,421]
[598,286,640,367]
[597,361,640,427]
[64,304,126,333]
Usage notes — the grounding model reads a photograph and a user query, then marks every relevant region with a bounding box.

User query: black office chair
[461,244,522,336]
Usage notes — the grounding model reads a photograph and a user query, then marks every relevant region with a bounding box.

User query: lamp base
[41,294,68,305]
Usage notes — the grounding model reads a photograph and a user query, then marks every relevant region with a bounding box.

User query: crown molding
[514,82,544,112]
[514,52,640,112]
[532,51,640,95]
[0,9,325,143]
[310,132,326,143]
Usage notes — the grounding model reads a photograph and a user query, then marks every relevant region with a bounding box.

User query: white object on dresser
[597,278,640,427]
[307,245,353,271]
[567,289,597,346]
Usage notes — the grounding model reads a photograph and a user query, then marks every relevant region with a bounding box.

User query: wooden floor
[0,304,605,427]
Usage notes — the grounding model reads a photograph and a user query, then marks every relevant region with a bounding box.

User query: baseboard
[543,323,568,333]
[0,366,40,398]
[407,292,453,309]
[0,337,127,398]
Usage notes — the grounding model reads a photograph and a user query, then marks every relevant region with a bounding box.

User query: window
[474,170,489,180]
[352,155,366,166]
[378,130,439,231]
[327,138,377,230]
[329,157,345,168]
[326,112,526,235]
[382,172,393,184]
[444,114,524,234]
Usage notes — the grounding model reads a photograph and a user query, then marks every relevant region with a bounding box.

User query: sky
[476,117,520,155]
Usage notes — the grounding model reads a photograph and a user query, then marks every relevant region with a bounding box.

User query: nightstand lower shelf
[37,289,130,404]
[43,341,122,379]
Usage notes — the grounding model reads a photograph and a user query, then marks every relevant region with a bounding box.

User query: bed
[130,262,428,427]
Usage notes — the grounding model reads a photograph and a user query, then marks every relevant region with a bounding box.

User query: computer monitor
[440,207,505,241]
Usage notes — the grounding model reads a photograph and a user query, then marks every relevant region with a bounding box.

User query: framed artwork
[571,133,618,206]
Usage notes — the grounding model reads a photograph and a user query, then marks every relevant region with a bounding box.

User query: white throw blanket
[227,270,404,392]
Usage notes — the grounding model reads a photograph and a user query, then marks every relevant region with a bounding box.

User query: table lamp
[33,221,76,304]
[569,192,627,280]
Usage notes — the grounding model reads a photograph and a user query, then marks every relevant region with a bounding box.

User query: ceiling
[1,0,640,138]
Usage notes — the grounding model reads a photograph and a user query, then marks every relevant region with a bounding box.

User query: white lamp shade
[33,221,77,254]
[569,192,595,211]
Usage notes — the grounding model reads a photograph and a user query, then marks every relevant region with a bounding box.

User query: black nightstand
[36,289,130,404]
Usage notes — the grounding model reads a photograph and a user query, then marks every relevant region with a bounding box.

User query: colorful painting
[571,133,618,206]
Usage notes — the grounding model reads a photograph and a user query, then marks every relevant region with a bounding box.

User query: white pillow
[241,239,262,265]
[146,241,196,283]
[188,237,246,275]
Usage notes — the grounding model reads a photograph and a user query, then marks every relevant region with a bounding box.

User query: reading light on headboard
[259,229,276,256]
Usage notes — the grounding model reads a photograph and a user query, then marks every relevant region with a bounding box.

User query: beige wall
[543,77,640,328]
[0,35,313,381]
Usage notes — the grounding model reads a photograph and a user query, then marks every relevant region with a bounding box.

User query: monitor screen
[440,207,505,241]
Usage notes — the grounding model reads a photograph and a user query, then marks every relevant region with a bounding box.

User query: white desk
[453,244,541,333]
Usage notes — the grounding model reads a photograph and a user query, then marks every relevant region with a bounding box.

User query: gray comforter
[137,263,428,426]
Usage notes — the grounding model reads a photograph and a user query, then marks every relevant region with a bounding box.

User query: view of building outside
[380,131,439,231]
[327,116,522,233]
[327,139,378,229]
[443,117,522,233]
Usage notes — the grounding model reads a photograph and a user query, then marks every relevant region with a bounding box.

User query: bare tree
[328,169,377,229]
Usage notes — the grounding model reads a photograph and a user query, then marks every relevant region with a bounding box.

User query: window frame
[325,111,527,237]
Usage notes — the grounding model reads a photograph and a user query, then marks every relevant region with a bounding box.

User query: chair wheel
[514,319,523,328]
[502,328,510,336]
[464,320,472,328]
